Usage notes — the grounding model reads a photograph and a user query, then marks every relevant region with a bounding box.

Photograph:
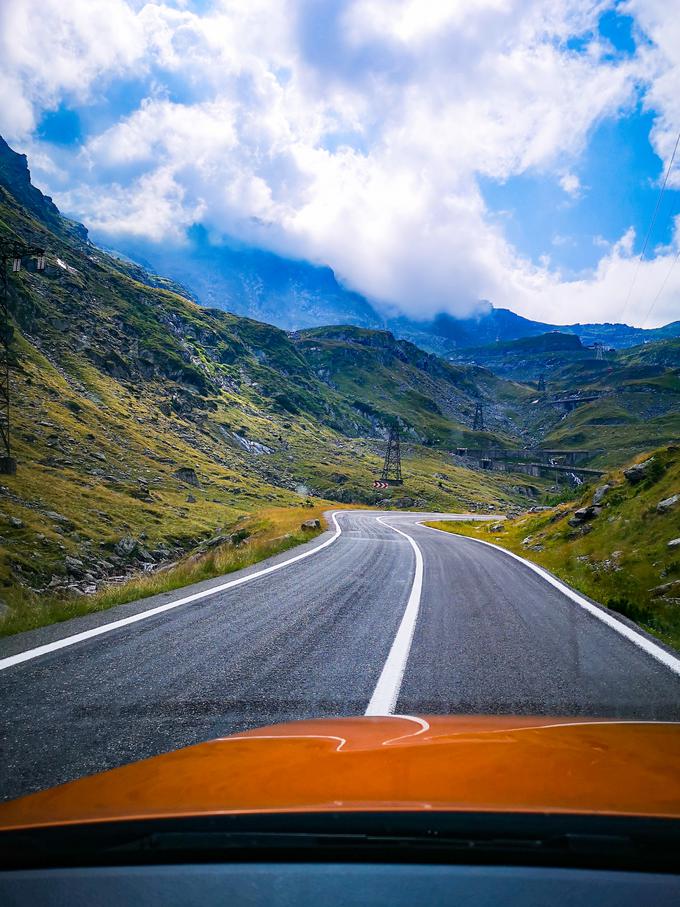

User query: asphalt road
[1,510,679,800]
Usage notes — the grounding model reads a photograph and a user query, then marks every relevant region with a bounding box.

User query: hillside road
[1,510,679,800]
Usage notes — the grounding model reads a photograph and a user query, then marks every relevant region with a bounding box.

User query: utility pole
[0,241,46,474]
[378,423,403,486]
[472,399,485,432]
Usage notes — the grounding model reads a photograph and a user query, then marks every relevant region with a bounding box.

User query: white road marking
[0,512,344,673]
[421,521,680,677]
[365,517,424,716]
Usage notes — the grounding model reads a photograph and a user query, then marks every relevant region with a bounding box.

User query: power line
[640,247,680,328]
[619,128,680,324]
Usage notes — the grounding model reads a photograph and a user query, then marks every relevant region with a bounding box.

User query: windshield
[0,0,679,829]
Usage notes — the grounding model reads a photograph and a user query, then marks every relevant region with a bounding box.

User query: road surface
[1,510,679,800]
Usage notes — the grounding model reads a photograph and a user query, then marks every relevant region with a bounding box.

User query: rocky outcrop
[657,493,679,513]
[172,467,201,487]
[568,505,602,527]
[649,579,680,599]
[624,458,655,484]
[592,484,611,505]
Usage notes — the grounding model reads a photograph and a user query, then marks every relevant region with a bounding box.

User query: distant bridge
[454,448,602,467]
[549,391,606,411]
[453,446,605,483]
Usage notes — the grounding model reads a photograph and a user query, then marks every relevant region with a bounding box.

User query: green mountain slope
[446,332,680,464]
[294,325,537,447]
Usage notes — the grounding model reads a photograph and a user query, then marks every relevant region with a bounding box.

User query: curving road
[1,510,679,800]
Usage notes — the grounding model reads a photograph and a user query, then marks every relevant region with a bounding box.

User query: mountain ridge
[105,224,680,352]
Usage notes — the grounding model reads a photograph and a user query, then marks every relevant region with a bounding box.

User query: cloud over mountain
[1,0,678,327]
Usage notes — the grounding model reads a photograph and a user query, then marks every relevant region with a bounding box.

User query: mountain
[107,227,384,333]
[0,136,551,628]
[445,331,680,465]
[397,308,680,353]
[108,227,680,351]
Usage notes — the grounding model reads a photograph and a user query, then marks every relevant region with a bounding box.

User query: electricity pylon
[379,424,403,485]
[0,241,46,473]
[473,400,485,432]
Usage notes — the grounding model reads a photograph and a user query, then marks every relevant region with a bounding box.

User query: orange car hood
[1,715,679,830]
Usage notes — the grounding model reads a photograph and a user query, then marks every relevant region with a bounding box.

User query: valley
[0,135,678,644]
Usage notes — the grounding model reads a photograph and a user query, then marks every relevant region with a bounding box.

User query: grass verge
[0,504,335,638]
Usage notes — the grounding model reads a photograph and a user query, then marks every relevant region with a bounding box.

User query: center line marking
[365,516,424,716]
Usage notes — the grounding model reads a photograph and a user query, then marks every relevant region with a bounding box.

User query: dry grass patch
[0,503,342,638]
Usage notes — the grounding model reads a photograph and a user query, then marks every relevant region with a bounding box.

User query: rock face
[114,535,137,557]
[0,135,61,226]
[649,579,680,599]
[592,484,611,505]
[301,519,321,530]
[623,457,655,485]
[657,493,679,513]
[172,467,200,487]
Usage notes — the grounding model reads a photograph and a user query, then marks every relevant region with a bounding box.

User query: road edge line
[420,521,680,677]
[365,517,424,715]
[0,512,344,673]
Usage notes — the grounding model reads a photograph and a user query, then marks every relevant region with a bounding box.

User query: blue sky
[1,0,679,326]
[481,108,679,276]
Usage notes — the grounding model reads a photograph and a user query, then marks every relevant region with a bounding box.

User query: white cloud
[624,0,680,187]
[494,224,680,328]
[0,0,144,135]
[2,0,679,327]
[559,173,582,196]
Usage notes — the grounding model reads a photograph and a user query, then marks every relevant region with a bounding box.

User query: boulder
[649,579,680,599]
[64,556,85,576]
[9,517,23,528]
[623,457,655,485]
[172,466,200,487]
[592,484,611,505]
[668,538,680,550]
[204,534,230,549]
[301,519,321,531]
[568,505,602,527]
[45,510,72,526]
[657,493,679,514]
[114,535,137,557]
[186,493,197,503]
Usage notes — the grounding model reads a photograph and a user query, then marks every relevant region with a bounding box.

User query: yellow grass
[1,503,349,637]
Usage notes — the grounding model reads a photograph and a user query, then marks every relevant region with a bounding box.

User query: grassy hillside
[541,339,680,465]
[0,139,549,632]
[427,445,680,649]
[447,332,680,464]
[296,325,537,447]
